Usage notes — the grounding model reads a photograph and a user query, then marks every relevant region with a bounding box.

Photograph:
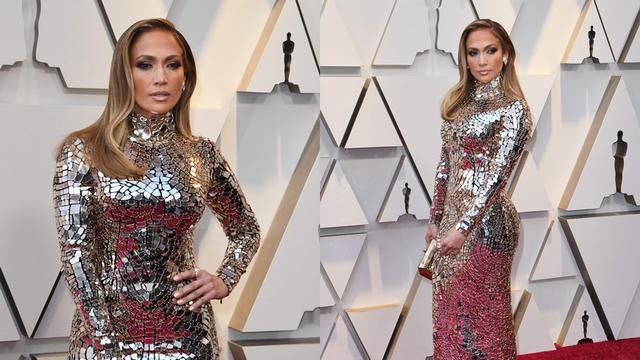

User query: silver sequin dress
[429,75,532,359]
[53,112,260,359]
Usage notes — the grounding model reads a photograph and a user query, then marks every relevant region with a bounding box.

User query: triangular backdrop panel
[511,214,551,291]
[320,161,368,228]
[473,0,524,34]
[242,157,320,332]
[0,278,20,341]
[567,78,640,210]
[510,152,552,213]
[0,104,103,336]
[347,305,402,360]
[378,156,429,222]
[100,0,173,40]
[519,74,556,130]
[595,0,640,61]
[320,77,365,145]
[36,0,112,88]
[389,277,434,359]
[373,0,430,66]
[345,81,402,148]
[320,306,338,350]
[0,0,26,66]
[320,233,367,301]
[32,276,75,339]
[563,0,614,64]
[240,0,319,93]
[190,108,229,141]
[516,294,556,355]
[320,0,361,67]
[530,221,577,281]
[375,75,456,191]
[322,315,362,360]
[565,213,640,338]
[436,0,476,63]
[563,286,608,345]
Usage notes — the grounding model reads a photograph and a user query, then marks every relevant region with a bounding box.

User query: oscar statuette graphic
[600,130,637,208]
[578,310,594,344]
[582,25,600,64]
[279,32,301,93]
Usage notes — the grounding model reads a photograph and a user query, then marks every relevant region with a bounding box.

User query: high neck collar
[472,74,503,101]
[129,111,175,142]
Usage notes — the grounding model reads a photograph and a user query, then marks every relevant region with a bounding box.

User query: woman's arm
[199,139,261,294]
[429,139,451,228]
[454,100,532,237]
[53,139,114,348]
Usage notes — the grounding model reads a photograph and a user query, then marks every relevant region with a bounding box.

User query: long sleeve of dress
[454,100,532,237]
[198,138,261,293]
[53,139,115,347]
[429,140,451,227]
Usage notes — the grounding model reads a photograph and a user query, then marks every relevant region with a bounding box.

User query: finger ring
[193,267,200,277]
[188,300,194,305]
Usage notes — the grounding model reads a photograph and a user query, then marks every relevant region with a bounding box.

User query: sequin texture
[429,75,532,359]
[53,112,260,359]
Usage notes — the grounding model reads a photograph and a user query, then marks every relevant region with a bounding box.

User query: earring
[502,57,508,65]
[181,81,186,92]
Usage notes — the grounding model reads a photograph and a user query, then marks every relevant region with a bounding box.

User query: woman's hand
[438,228,466,256]
[425,223,438,245]
[172,268,229,312]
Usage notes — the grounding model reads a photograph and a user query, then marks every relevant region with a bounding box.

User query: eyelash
[467,48,498,56]
[135,62,182,70]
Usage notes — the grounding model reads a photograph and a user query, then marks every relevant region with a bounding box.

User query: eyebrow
[134,54,182,62]
[466,43,499,51]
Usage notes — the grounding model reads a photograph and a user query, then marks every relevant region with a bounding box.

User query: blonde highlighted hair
[59,18,197,178]
[441,19,524,121]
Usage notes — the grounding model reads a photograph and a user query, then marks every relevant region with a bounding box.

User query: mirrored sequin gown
[53,112,260,360]
[429,75,532,359]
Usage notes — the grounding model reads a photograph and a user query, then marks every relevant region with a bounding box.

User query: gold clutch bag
[418,239,437,280]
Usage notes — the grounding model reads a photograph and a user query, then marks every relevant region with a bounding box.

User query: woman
[53,19,260,359]
[426,19,532,358]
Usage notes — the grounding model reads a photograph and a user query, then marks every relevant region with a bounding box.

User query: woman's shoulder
[192,136,220,160]
[56,136,92,164]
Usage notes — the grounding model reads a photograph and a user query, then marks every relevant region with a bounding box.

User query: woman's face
[130,30,185,118]
[465,28,505,84]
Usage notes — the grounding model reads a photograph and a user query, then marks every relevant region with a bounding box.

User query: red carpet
[517,338,640,360]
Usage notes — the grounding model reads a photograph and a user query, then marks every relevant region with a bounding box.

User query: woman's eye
[468,50,477,56]
[168,62,182,70]
[136,63,152,70]
[487,48,497,54]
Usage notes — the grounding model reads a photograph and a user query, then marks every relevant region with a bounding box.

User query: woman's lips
[150,92,170,101]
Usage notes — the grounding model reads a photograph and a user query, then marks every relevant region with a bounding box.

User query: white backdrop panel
[0,104,101,336]
[241,0,319,93]
[242,157,320,332]
[347,305,401,360]
[563,0,614,64]
[0,0,26,67]
[596,0,640,61]
[436,0,476,64]
[36,0,112,88]
[375,75,456,193]
[320,0,361,67]
[101,0,173,40]
[320,233,367,301]
[566,213,640,338]
[373,0,430,66]
[473,0,523,34]
[567,78,640,210]
[389,277,434,360]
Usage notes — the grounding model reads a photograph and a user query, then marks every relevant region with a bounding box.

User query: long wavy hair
[441,19,524,121]
[59,18,197,178]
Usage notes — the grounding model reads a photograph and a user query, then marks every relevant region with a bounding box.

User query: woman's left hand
[172,268,229,312]
[438,228,466,256]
